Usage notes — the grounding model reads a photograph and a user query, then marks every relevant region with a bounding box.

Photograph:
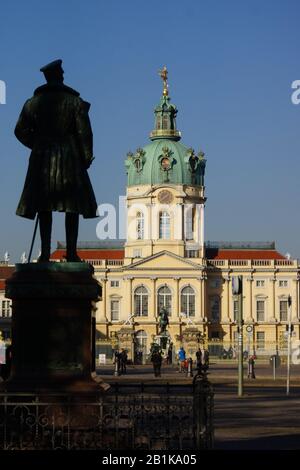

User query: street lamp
[232,276,243,397]
[286,295,292,396]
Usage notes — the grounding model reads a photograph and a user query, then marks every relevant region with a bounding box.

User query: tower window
[185,206,195,241]
[159,211,171,239]
[136,211,144,240]
[162,114,169,129]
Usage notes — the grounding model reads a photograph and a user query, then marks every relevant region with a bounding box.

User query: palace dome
[125,67,206,188]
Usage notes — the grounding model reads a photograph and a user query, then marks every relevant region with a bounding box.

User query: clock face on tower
[158,190,174,204]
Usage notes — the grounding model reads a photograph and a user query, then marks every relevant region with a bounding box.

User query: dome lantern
[150,66,181,141]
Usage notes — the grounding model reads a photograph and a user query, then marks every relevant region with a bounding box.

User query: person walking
[203,349,210,372]
[113,349,121,375]
[120,349,128,374]
[177,346,186,373]
[167,342,173,365]
[248,355,256,379]
[196,348,202,374]
[150,349,162,377]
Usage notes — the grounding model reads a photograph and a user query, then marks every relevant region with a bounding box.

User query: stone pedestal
[181,327,203,359]
[117,327,135,362]
[4,262,109,392]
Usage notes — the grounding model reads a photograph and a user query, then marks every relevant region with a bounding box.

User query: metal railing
[207,259,298,268]
[0,380,214,450]
[206,340,290,358]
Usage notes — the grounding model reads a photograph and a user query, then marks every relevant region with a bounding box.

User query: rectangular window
[279,280,288,288]
[256,280,265,288]
[110,280,120,288]
[1,300,10,318]
[111,300,120,321]
[256,331,265,350]
[185,250,198,258]
[279,300,288,321]
[133,249,142,258]
[233,300,238,322]
[256,300,265,321]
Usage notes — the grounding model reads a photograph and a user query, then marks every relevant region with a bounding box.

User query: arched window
[134,286,148,317]
[156,115,161,130]
[157,285,172,316]
[184,206,195,241]
[136,211,144,240]
[210,296,220,322]
[181,286,195,317]
[159,211,171,239]
[134,159,141,171]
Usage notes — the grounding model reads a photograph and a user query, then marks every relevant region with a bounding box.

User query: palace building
[1,69,300,361]
[50,69,300,361]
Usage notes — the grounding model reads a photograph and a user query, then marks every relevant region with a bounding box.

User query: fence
[207,340,290,359]
[0,377,214,450]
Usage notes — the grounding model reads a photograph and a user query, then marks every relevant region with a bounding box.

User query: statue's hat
[40,59,63,74]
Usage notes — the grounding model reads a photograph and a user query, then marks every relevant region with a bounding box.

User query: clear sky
[0,0,299,261]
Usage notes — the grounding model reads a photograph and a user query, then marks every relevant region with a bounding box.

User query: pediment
[127,251,202,270]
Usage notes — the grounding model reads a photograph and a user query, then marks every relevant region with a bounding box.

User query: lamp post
[286,295,292,396]
[232,276,243,397]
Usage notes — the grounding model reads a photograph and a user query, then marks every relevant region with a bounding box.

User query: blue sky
[0,0,299,261]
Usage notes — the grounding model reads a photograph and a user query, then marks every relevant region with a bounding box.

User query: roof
[57,240,125,250]
[205,241,276,250]
[51,246,286,261]
[50,249,125,261]
[206,249,285,260]
[125,139,201,187]
[0,265,15,291]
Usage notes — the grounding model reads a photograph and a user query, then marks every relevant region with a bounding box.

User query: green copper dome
[125,68,206,187]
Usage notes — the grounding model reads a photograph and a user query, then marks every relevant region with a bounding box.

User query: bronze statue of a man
[15,59,97,262]
[158,307,169,334]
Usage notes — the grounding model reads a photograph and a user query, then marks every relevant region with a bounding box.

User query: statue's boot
[65,212,81,262]
[38,211,52,262]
